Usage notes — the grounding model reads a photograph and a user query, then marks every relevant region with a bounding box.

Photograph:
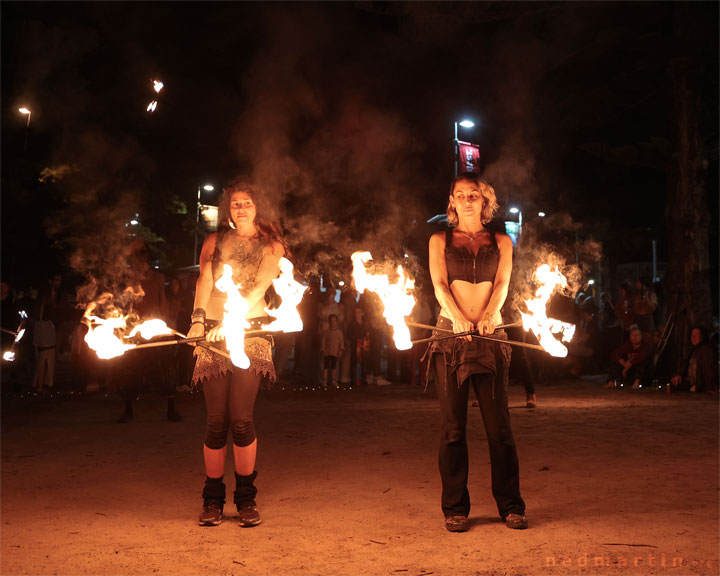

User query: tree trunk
[665,56,713,373]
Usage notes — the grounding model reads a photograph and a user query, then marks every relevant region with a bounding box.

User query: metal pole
[193,186,201,266]
[453,121,458,177]
[652,239,657,282]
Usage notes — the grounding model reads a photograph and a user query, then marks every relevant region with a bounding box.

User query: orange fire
[520,264,576,358]
[351,251,416,351]
[83,303,136,360]
[127,319,173,340]
[214,264,251,369]
[263,257,307,333]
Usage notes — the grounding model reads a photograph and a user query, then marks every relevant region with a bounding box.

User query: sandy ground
[1,375,718,576]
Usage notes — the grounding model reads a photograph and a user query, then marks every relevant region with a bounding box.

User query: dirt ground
[1,375,718,576]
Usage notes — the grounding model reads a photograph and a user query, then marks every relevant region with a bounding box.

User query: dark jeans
[436,368,525,519]
[608,360,650,385]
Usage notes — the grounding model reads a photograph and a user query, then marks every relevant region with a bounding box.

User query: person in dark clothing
[603,324,653,390]
[346,306,370,386]
[427,172,527,533]
[670,326,718,394]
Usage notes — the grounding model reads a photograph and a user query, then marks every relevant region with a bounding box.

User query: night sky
[2,2,718,300]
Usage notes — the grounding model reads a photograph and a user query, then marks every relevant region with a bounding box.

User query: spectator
[32,274,65,392]
[615,282,636,334]
[321,314,344,389]
[631,277,658,335]
[602,324,654,390]
[670,326,718,394]
[347,306,370,386]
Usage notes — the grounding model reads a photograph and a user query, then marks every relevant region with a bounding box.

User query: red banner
[457,141,480,174]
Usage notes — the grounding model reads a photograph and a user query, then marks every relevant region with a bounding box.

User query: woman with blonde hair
[427,172,527,532]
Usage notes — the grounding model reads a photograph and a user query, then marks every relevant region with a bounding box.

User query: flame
[351,251,416,350]
[153,80,164,93]
[83,303,136,360]
[262,258,307,333]
[520,264,576,358]
[3,351,15,362]
[147,100,157,112]
[214,264,250,369]
[15,328,25,343]
[127,319,173,340]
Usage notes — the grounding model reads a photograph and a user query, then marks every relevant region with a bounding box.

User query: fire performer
[427,172,527,532]
[187,178,284,527]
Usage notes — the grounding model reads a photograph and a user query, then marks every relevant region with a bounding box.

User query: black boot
[234,471,261,527]
[199,477,225,526]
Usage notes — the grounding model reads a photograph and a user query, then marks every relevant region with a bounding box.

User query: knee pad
[231,419,256,447]
[204,419,229,450]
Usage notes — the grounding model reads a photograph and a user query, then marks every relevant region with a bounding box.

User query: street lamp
[194,184,214,266]
[509,206,523,241]
[18,107,31,151]
[454,119,475,177]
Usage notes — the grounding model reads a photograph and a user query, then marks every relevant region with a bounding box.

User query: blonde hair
[446,172,498,226]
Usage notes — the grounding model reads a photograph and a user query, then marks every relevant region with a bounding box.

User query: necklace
[455,229,483,242]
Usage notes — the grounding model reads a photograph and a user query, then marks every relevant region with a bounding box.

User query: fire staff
[187,178,285,527]
[427,172,528,532]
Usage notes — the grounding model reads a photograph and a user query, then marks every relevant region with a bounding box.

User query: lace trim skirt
[191,336,276,388]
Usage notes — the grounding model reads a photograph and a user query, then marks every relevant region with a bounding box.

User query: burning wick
[147,100,158,113]
[3,351,15,362]
[351,251,416,351]
[127,319,173,340]
[214,264,251,369]
[153,80,164,93]
[520,264,576,358]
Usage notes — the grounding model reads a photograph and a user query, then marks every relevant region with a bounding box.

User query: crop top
[210,231,267,297]
[445,229,499,285]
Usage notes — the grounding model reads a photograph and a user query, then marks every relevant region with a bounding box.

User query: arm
[479,233,512,335]
[242,241,284,312]
[428,232,473,336]
[186,233,217,340]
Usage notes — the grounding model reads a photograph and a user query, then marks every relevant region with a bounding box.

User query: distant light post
[18,107,31,151]
[538,211,546,218]
[454,119,475,176]
[509,206,523,230]
[194,184,214,266]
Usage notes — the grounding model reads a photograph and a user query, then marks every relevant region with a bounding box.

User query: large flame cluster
[351,251,416,351]
[520,264,576,358]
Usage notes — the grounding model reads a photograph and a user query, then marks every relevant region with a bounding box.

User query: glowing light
[351,251,416,350]
[214,264,250,369]
[509,207,520,214]
[3,351,15,362]
[130,219,139,226]
[147,101,157,113]
[153,80,164,93]
[203,184,214,192]
[587,279,595,285]
[538,212,546,218]
[458,120,475,128]
[262,258,307,333]
[338,281,345,287]
[520,264,576,358]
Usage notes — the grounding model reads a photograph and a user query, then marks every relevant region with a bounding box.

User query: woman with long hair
[427,172,527,532]
[187,177,284,527]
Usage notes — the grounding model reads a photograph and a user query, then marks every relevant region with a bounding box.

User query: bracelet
[192,308,206,320]
[191,320,205,328]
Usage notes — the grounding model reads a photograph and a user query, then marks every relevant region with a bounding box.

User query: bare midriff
[445,280,501,326]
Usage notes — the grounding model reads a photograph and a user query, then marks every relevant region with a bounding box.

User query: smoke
[43,129,155,310]
[228,6,428,280]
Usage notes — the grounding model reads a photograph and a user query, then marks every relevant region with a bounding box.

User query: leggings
[203,367,261,449]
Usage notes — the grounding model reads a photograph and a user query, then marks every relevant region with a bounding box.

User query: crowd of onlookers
[1,271,717,402]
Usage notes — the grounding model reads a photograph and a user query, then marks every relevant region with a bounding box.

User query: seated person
[670,326,718,394]
[602,324,653,389]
